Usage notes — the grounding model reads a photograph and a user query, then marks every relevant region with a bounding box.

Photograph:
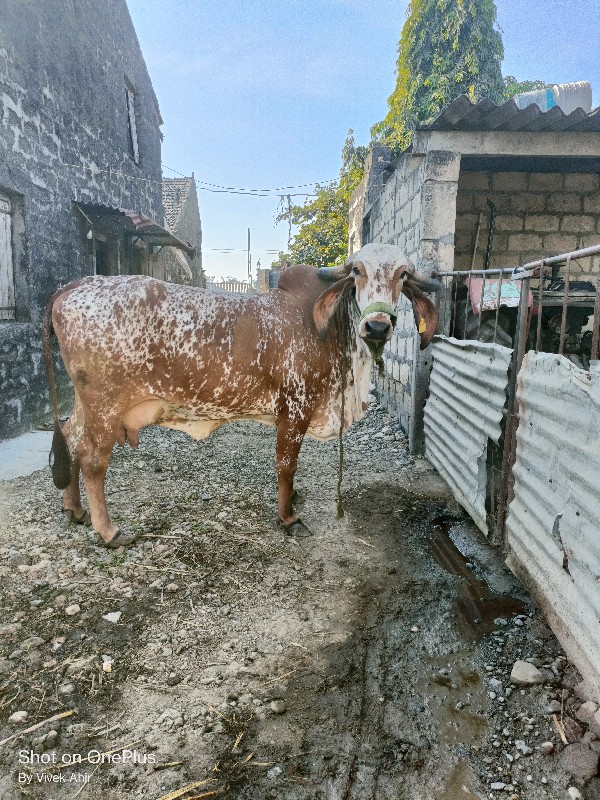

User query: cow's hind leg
[77,428,137,548]
[60,415,87,524]
[276,415,311,537]
[62,459,87,524]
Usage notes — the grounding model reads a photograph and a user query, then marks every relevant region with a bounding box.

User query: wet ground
[0,403,598,799]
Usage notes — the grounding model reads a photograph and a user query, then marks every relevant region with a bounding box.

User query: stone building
[349,95,600,451]
[0,0,193,438]
[160,176,205,287]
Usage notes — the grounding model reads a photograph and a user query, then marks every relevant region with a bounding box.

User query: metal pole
[591,270,600,361]
[436,243,600,281]
[247,228,251,282]
[493,273,504,345]
[535,264,544,352]
[483,200,496,271]
[558,255,572,356]
[463,274,472,340]
[496,275,531,547]
[452,278,458,338]
[471,211,483,270]
[476,272,487,340]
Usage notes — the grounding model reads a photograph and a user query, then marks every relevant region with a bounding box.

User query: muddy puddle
[429,517,526,637]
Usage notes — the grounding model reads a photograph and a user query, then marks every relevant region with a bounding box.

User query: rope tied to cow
[334,285,357,520]
[337,347,346,519]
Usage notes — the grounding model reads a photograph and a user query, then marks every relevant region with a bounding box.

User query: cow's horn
[406,272,442,293]
[316,264,348,282]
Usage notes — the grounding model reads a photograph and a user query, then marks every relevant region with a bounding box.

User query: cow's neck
[338,299,373,431]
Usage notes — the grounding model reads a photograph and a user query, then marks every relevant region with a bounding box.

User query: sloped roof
[162,177,192,230]
[74,202,195,256]
[418,95,600,134]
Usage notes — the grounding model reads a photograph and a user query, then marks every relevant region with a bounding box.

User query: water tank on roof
[514,81,592,115]
[268,269,280,289]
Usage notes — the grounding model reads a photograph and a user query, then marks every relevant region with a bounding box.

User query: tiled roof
[418,95,600,134]
[163,177,192,230]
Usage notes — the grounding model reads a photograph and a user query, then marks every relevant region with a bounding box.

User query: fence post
[495,275,531,547]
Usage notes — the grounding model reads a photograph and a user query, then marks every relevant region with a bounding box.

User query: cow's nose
[364,320,392,341]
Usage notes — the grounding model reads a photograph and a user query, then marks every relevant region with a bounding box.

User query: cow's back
[51,274,337,428]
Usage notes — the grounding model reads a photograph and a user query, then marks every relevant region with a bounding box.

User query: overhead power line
[207,248,281,253]
[56,158,329,198]
[162,162,335,196]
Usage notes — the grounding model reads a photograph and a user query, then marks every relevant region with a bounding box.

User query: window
[125,85,140,164]
[362,212,372,246]
[0,193,15,321]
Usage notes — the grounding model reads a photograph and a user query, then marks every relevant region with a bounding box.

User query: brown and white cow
[42,243,438,547]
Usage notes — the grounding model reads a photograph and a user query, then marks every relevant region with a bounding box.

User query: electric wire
[56,158,332,197]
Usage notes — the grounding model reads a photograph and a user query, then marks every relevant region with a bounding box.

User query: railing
[206,280,254,294]
[431,243,600,544]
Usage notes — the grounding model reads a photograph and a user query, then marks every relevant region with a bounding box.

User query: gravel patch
[0,400,598,799]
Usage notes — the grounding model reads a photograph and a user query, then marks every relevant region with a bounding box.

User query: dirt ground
[1,400,599,800]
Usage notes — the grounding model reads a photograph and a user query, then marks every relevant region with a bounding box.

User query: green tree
[273,131,368,269]
[502,76,550,100]
[372,0,504,153]
[269,252,293,270]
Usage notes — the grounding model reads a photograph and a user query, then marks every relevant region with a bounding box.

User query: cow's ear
[313,277,353,340]
[401,280,438,350]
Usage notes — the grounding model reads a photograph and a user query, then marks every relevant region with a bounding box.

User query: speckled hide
[44,243,438,541]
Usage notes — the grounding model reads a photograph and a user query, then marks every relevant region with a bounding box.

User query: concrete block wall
[378,304,417,437]
[455,171,600,277]
[364,154,425,264]
[363,153,425,448]
[349,148,459,450]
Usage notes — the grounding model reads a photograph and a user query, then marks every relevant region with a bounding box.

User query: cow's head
[313,243,440,359]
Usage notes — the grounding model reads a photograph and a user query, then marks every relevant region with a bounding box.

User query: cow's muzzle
[358,302,397,361]
[363,319,392,341]
[358,302,397,341]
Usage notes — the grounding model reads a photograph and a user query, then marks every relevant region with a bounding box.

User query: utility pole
[247,228,251,282]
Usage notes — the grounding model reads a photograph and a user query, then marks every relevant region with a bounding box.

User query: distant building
[0,0,194,438]
[160,177,204,287]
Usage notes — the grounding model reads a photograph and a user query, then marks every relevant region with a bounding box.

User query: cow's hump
[277,264,323,297]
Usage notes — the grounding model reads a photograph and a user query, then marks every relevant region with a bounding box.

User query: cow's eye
[352,267,361,276]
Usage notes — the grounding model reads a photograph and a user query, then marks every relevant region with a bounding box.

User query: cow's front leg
[276,415,311,537]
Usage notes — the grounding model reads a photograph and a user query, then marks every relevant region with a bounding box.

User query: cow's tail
[42,291,72,490]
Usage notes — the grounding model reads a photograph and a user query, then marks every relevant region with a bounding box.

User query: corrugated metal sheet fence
[424,245,600,701]
[506,353,600,701]
[424,337,512,535]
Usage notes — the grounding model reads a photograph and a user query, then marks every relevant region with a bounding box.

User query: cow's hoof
[97,529,139,549]
[285,520,312,538]
[62,508,89,525]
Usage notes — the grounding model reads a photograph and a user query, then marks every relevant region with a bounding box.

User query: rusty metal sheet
[506,352,600,702]
[424,336,512,534]
[74,202,195,255]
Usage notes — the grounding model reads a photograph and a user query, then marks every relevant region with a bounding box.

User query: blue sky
[126,0,600,280]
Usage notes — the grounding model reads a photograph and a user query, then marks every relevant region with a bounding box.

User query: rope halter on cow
[357,301,398,325]
[357,300,398,375]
